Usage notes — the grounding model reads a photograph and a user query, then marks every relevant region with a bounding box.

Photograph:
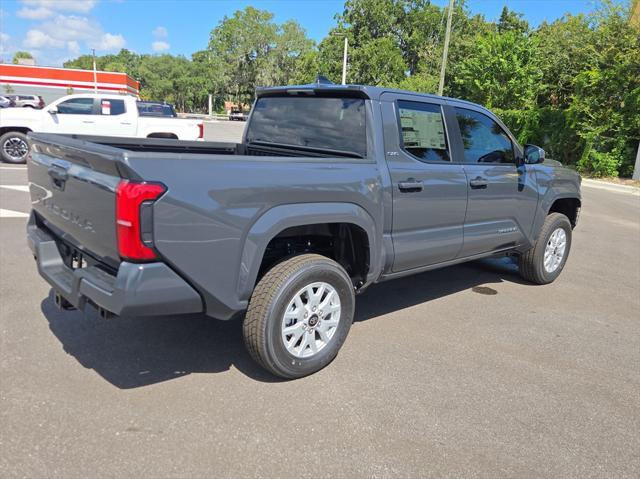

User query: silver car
[7,94,44,108]
[0,96,13,108]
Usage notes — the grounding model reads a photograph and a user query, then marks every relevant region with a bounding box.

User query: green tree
[256,20,315,86]
[351,36,406,85]
[207,7,312,103]
[208,7,277,104]
[497,6,529,34]
[302,30,349,84]
[570,2,640,176]
[12,51,34,64]
[451,30,540,109]
[58,1,639,177]
[325,0,444,86]
[534,14,594,108]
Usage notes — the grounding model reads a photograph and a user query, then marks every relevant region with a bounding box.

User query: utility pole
[633,141,640,180]
[208,94,213,117]
[438,0,455,96]
[341,36,348,85]
[92,48,97,93]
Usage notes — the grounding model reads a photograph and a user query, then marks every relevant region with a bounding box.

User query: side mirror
[524,144,545,164]
[48,107,58,114]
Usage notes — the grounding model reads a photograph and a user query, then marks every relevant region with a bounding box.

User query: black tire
[243,254,355,379]
[0,131,29,164]
[519,212,572,284]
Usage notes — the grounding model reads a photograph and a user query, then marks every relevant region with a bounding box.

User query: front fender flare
[237,202,381,302]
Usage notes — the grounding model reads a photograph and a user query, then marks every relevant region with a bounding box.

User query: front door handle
[398,179,423,192]
[469,176,488,189]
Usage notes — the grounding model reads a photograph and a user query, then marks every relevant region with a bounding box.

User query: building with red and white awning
[0,63,140,105]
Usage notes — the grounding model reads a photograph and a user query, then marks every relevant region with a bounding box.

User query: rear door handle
[398,179,423,192]
[469,176,488,189]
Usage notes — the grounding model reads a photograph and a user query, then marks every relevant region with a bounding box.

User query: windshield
[246,96,367,157]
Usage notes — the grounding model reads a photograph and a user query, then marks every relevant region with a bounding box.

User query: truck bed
[63,134,239,155]
[26,132,383,320]
[44,134,358,158]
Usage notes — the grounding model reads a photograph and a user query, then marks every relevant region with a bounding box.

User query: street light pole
[331,32,349,85]
[92,49,97,93]
[341,36,348,85]
[438,0,455,96]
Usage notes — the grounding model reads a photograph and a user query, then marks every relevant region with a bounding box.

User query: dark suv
[136,101,178,117]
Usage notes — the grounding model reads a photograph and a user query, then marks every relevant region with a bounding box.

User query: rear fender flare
[237,202,380,302]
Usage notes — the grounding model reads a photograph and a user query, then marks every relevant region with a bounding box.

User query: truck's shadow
[41,258,523,388]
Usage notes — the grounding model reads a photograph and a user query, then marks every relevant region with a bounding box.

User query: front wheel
[0,131,29,164]
[519,212,572,284]
[243,254,355,379]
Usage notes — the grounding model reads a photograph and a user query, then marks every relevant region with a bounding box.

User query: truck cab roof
[255,82,484,110]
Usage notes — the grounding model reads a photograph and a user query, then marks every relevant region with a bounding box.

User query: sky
[0,0,602,67]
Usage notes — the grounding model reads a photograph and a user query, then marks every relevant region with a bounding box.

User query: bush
[576,145,622,178]
[495,107,583,166]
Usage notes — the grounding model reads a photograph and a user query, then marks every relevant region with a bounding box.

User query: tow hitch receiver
[97,306,115,320]
[54,292,76,311]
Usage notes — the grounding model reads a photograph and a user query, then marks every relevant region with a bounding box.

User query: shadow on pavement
[354,256,524,322]
[41,257,523,388]
[41,296,279,388]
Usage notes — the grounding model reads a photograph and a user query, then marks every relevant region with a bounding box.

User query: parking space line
[0,185,29,192]
[0,166,27,170]
[0,208,29,218]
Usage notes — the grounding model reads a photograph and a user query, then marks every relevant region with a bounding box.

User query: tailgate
[27,133,137,269]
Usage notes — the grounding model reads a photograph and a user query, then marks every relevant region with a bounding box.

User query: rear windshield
[246,96,367,157]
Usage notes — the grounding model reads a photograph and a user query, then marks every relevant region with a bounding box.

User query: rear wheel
[519,212,572,284]
[0,131,29,164]
[243,254,355,379]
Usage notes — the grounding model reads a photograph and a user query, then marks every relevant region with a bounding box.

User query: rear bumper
[27,212,203,317]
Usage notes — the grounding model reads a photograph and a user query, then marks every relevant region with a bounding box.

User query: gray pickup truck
[26,82,581,378]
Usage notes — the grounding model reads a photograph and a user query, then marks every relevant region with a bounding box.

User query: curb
[582,179,640,196]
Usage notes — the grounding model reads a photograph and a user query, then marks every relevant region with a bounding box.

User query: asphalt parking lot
[1,154,639,478]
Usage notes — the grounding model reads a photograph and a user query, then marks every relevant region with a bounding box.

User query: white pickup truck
[0,93,204,163]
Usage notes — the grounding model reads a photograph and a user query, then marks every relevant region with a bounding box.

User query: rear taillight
[198,122,204,139]
[115,180,166,261]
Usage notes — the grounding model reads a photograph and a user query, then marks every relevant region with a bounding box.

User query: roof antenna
[315,75,334,85]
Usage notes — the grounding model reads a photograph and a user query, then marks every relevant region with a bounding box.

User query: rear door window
[397,100,450,162]
[246,96,367,157]
[100,99,126,115]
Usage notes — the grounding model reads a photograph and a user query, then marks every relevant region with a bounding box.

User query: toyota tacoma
[26,82,581,378]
